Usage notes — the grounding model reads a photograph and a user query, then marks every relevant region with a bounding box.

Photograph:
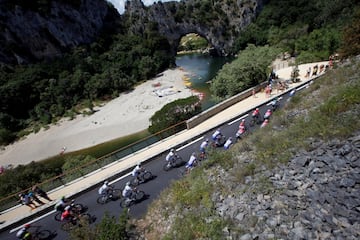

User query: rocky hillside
[0,0,119,64]
[134,57,360,239]
[124,0,267,56]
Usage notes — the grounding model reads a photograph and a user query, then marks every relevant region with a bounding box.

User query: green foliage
[233,0,358,59]
[0,158,64,198]
[210,44,281,99]
[148,96,201,134]
[163,212,227,240]
[62,155,96,173]
[69,210,130,240]
[339,7,360,58]
[0,27,172,145]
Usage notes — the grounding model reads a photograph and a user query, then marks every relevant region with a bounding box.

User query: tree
[339,8,360,58]
[149,96,201,134]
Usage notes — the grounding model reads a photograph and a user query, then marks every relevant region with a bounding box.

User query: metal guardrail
[0,121,187,212]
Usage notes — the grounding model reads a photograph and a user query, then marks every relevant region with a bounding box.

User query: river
[175,53,232,110]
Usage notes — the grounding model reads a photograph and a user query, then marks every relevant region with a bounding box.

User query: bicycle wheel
[142,171,153,181]
[54,212,62,222]
[120,198,131,208]
[174,156,183,166]
[96,195,107,205]
[35,230,51,240]
[72,203,84,213]
[135,190,145,201]
[163,162,172,171]
[130,177,139,186]
[111,189,121,200]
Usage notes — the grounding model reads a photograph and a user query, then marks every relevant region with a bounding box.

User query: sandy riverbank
[0,68,196,167]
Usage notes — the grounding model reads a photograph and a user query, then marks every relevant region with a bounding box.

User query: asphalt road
[1,81,310,240]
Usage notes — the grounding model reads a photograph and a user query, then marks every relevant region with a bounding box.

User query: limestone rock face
[0,0,118,64]
[125,0,267,56]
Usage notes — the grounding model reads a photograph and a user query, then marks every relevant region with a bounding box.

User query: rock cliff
[0,0,119,64]
[125,0,267,57]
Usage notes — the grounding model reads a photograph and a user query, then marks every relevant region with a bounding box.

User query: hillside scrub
[134,57,360,239]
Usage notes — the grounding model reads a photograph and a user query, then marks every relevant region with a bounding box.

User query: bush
[148,96,201,134]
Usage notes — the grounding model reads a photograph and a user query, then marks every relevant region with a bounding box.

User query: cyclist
[224,137,233,150]
[54,196,68,212]
[165,149,176,165]
[211,128,222,141]
[261,119,269,128]
[185,152,197,173]
[132,163,145,183]
[16,224,31,240]
[199,138,209,154]
[98,181,113,200]
[122,182,134,200]
[61,205,75,223]
[270,98,279,111]
[252,108,260,121]
[239,119,246,128]
[264,109,272,120]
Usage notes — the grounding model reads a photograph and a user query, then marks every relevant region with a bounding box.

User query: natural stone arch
[124,0,265,57]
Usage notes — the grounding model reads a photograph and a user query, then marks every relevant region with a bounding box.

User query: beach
[0,68,195,167]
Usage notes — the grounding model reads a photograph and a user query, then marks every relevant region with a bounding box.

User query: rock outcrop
[215,134,360,239]
[0,0,119,64]
[125,0,267,57]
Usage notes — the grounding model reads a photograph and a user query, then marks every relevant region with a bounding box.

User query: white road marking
[177,136,204,151]
[228,114,249,125]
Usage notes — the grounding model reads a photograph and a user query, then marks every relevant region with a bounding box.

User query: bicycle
[211,135,226,148]
[249,115,262,127]
[17,225,56,240]
[60,213,93,231]
[130,170,153,186]
[54,200,86,222]
[119,188,145,208]
[96,188,122,204]
[163,154,183,171]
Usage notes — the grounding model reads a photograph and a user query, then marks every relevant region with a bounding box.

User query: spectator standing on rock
[32,185,52,202]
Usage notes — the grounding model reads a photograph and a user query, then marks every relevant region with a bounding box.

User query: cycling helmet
[192,152,196,156]
[206,138,209,142]
[242,119,245,122]
[104,181,109,185]
[65,206,71,211]
[126,181,131,186]
[256,108,259,111]
[170,149,175,152]
[24,224,30,229]
[61,196,66,200]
